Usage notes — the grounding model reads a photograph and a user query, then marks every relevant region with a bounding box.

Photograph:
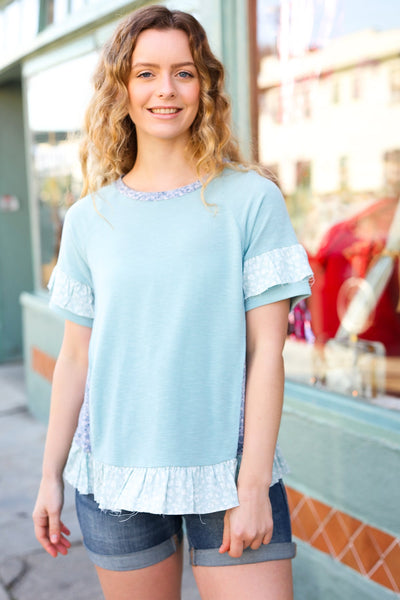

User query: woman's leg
[95,540,184,600]
[75,492,184,600]
[192,558,293,600]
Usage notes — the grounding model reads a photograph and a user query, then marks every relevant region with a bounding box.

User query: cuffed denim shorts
[75,479,296,571]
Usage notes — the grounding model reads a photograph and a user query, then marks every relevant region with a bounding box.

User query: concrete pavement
[0,361,201,600]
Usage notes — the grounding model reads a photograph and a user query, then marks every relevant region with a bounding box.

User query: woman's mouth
[148,107,182,114]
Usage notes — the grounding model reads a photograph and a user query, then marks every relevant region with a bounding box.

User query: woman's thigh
[95,543,184,600]
[192,558,293,600]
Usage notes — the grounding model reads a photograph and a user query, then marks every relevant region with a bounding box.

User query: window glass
[26,51,99,289]
[254,0,400,407]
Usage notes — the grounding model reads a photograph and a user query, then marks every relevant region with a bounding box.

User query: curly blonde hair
[80,4,249,202]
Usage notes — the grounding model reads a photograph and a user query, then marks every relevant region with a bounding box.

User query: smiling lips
[148,107,182,114]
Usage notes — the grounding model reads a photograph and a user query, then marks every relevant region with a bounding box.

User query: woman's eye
[138,71,153,78]
[177,71,194,79]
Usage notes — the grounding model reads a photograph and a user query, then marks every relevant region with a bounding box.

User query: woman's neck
[124,139,198,192]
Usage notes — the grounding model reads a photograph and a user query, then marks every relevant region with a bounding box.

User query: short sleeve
[48,207,94,327]
[242,179,313,312]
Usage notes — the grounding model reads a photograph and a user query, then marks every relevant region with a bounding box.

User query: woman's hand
[32,477,71,558]
[219,486,273,558]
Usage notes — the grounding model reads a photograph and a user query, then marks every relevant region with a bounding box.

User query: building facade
[0,0,399,598]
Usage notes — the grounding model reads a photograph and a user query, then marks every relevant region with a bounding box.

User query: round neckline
[115,176,202,202]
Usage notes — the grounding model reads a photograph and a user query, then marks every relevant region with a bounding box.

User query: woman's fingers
[48,509,62,544]
[219,511,231,554]
[250,537,263,550]
[54,537,70,555]
[34,522,58,557]
[228,535,245,558]
[33,510,71,557]
[60,522,71,536]
[262,526,273,545]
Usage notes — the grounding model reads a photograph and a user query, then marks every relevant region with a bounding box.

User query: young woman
[33,6,312,600]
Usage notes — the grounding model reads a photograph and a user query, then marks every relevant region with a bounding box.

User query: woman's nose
[157,74,176,98]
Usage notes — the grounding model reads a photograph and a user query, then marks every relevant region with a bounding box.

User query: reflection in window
[353,71,361,100]
[26,51,99,288]
[255,0,400,406]
[332,78,340,104]
[266,88,281,123]
[384,150,400,196]
[339,156,348,191]
[296,161,311,190]
[390,65,400,103]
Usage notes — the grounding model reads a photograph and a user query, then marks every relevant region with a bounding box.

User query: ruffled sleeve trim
[64,443,290,515]
[48,266,94,319]
[243,244,313,299]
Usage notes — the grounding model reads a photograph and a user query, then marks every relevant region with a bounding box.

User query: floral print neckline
[115,177,202,202]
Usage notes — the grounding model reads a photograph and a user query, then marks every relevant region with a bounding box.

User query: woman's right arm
[32,319,91,557]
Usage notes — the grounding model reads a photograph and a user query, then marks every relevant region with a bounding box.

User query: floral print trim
[48,267,94,318]
[65,443,289,515]
[115,177,202,202]
[243,244,313,299]
[237,363,246,455]
[64,445,239,514]
[73,371,91,453]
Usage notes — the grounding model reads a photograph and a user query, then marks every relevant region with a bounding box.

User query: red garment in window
[308,197,400,356]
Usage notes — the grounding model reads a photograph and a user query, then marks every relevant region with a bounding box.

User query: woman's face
[127,28,201,148]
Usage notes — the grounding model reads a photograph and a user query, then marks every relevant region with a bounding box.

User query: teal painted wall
[279,382,400,600]
[0,83,34,362]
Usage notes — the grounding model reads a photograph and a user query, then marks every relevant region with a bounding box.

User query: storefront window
[253,0,400,406]
[26,51,99,288]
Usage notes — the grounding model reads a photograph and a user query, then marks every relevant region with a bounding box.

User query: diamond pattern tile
[311,532,332,555]
[369,564,396,591]
[32,346,56,382]
[292,499,320,541]
[286,486,400,593]
[383,541,400,592]
[370,526,398,554]
[324,512,351,557]
[341,547,364,572]
[352,526,382,573]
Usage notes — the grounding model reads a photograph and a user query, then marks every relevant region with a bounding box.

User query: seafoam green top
[48,168,312,514]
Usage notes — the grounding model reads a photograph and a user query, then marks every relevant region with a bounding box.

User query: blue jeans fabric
[75,479,296,570]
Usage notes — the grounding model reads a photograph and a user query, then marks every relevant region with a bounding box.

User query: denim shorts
[75,479,296,571]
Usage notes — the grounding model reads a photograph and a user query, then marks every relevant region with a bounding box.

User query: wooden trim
[248,0,259,162]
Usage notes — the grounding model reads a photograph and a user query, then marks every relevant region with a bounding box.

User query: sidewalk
[0,361,201,600]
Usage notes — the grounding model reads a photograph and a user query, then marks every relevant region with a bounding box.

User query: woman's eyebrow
[131,61,196,69]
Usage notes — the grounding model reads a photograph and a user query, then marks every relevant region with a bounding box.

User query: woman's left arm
[219,298,290,558]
